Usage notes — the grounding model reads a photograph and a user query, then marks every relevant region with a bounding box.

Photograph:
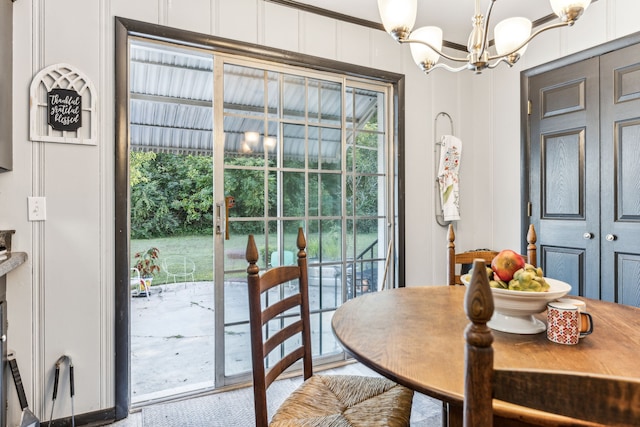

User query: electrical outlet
[28,197,47,221]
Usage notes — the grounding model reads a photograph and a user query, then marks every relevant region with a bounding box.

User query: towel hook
[434,112,454,140]
[434,112,454,227]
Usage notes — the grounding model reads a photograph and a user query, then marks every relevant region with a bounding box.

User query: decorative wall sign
[30,63,97,145]
[47,88,82,131]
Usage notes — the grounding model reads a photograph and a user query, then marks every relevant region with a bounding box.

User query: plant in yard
[134,247,161,278]
[306,236,319,260]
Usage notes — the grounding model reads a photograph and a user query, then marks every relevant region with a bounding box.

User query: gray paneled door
[599,44,640,305]
[528,58,600,299]
[528,44,640,307]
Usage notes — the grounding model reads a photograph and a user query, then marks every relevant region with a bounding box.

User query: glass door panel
[217,60,394,387]
[128,39,217,403]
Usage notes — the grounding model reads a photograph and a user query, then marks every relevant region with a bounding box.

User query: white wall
[0,0,638,424]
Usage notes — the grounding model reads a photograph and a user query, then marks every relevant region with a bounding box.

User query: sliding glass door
[124,34,396,401]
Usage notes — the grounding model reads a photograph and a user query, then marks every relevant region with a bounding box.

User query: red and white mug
[556,298,591,334]
[547,301,593,345]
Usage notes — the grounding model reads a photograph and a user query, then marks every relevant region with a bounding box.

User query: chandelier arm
[486,57,512,69]
[425,62,471,73]
[487,20,571,61]
[478,0,497,59]
[400,38,468,63]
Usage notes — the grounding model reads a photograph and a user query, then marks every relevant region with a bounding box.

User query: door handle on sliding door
[216,197,235,239]
[215,202,224,236]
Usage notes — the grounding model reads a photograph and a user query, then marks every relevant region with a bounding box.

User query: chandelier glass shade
[494,17,532,58]
[409,26,443,71]
[377,0,592,74]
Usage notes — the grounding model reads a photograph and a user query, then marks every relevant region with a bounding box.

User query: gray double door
[527,42,640,307]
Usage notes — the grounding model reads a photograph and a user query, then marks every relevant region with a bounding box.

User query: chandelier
[377,0,592,74]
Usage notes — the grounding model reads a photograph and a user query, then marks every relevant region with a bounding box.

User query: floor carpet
[118,364,443,426]
[141,376,297,426]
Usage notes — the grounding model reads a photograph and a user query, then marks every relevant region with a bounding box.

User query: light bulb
[244,131,260,144]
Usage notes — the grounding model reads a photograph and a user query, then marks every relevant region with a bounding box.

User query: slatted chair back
[463,259,640,427]
[447,224,537,286]
[246,228,311,427]
[246,227,414,427]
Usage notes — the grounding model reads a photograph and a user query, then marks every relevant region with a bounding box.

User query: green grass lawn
[131,232,379,286]
[131,234,213,285]
[130,233,258,285]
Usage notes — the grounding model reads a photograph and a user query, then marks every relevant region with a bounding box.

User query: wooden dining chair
[447,223,537,285]
[246,227,414,427]
[463,259,640,427]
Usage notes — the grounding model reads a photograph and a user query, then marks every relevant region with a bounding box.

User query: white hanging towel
[437,135,462,221]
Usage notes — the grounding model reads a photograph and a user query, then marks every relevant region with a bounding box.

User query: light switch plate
[28,197,46,221]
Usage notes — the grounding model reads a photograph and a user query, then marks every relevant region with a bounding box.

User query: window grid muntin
[221,57,391,379]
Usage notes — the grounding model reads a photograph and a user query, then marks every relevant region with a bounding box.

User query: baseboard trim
[47,407,116,427]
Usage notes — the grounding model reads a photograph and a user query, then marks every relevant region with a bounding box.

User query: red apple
[491,249,525,282]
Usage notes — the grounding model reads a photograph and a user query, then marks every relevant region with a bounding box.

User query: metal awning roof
[129,41,381,160]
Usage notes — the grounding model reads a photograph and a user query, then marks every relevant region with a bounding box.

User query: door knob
[583,232,593,239]
[605,234,617,241]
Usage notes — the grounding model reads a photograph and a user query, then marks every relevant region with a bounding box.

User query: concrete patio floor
[131,281,217,402]
[131,271,347,403]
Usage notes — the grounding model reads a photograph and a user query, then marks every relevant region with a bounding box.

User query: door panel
[542,248,585,294]
[542,130,583,217]
[529,58,600,298]
[618,254,640,306]
[600,44,640,306]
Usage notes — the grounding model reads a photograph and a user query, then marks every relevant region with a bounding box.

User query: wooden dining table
[331,286,640,427]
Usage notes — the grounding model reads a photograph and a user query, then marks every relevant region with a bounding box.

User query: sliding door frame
[115,16,405,419]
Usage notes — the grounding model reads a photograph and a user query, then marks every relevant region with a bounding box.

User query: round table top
[331,286,640,420]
